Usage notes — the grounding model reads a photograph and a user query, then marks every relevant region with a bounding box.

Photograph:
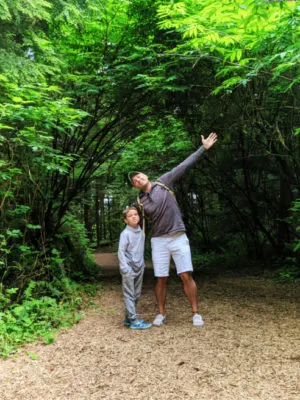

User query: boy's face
[131,173,149,190]
[125,209,140,228]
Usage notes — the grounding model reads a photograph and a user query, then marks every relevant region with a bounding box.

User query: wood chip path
[0,253,299,400]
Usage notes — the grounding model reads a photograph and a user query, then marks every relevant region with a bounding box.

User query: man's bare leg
[155,277,168,315]
[179,272,198,314]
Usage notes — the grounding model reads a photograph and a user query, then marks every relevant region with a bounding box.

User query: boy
[118,206,152,329]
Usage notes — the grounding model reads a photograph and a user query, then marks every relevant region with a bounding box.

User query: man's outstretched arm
[159,132,217,187]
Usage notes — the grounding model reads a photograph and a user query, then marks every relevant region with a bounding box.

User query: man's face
[131,173,149,190]
[125,209,140,228]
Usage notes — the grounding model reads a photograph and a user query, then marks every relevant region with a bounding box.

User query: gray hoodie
[118,225,145,274]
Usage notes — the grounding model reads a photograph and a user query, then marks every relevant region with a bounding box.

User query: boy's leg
[123,271,152,329]
[132,268,144,319]
[122,273,137,321]
[134,267,145,303]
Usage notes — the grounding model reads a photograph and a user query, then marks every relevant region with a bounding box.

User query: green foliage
[275,198,300,281]
[0,279,99,358]
[192,250,254,274]
[0,0,152,294]
[157,0,299,94]
[95,0,299,267]
[0,0,60,83]
[0,79,88,286]
[0,0,299,359]
[275,265,300,283]
[114,115,193,180]
[288,199,300,253]
[57,214,101,280]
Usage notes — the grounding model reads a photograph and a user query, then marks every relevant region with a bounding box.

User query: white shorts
[151,232,193,277]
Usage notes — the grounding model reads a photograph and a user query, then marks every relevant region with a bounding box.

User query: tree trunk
[83,187,92,242]
[95,179,102,250]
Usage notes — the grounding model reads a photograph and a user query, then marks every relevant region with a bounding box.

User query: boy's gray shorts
[151,232,193,277]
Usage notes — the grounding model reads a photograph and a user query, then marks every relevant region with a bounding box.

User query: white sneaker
[153,314,166,327]
[193,314,204,327]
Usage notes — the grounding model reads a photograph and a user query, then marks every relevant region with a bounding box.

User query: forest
[0,0,299,356]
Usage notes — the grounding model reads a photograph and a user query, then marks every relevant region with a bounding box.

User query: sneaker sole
[124,319,144,326]
[130,325,152,330]
[193,322,205,327]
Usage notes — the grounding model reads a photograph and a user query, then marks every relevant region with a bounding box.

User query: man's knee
[179,271,193,283]
[156,276,168,286]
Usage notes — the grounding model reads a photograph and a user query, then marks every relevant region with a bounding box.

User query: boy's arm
[117,232,131,274]
[159,132,217,187]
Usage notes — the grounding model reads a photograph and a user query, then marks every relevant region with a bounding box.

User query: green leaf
[27,224,41,230]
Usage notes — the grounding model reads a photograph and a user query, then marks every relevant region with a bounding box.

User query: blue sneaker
[130,320,152,329]
[123,318,144,326]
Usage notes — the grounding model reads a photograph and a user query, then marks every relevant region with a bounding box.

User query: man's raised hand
[201,132,217,150]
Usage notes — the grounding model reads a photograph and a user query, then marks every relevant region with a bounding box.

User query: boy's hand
[201,132,217,150]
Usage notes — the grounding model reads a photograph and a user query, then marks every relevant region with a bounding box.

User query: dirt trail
[0,253,299,400]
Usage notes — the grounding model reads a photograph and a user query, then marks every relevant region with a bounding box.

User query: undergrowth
[192,251,300,282]
[0,279,100,358]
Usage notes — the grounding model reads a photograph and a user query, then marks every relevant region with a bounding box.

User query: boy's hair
[123,206,138,218]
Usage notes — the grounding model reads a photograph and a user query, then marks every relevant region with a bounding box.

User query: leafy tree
[97,0,299,268]
[0,0,160,289]
[148,0,300,260]
[1,0,299,299]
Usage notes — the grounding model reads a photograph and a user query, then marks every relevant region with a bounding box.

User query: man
[129,132,217,327]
